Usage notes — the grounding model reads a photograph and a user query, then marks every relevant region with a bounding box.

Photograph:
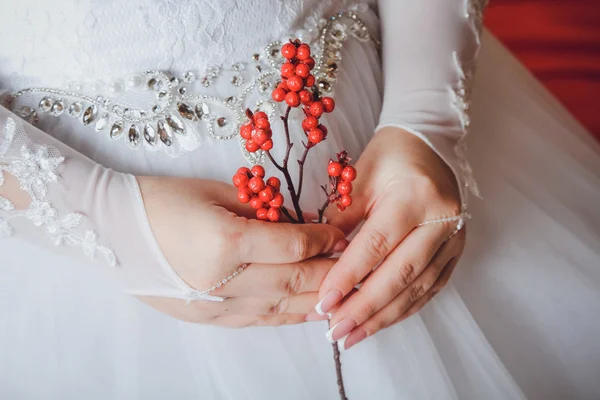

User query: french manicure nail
[305,312,329,322]
[315,289,343,316]
[327,318,357,342]
[337,333,349,353]
[332,239,349,252]
[340,328,367,352]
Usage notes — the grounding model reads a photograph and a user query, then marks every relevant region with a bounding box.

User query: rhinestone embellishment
[8,10,377,164]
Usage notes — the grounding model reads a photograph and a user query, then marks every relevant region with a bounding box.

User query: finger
[210,313,308,328]
[336,232,461,351]
[137,292,319,322]
[213,292,320,316]
[393,256,461,325]
[239,218,347,264]
[316,197,421,316]
[326,222,454,340]
[213,257,337,297]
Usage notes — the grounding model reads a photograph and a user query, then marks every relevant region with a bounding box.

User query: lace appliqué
[449,0,489,209]
[0,117,116,266]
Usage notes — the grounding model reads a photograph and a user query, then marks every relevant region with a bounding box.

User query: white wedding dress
[1,1,599,399]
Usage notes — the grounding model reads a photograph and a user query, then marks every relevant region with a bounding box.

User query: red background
[485,0,600,139]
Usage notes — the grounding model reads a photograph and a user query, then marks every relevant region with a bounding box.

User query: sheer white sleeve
[376,0,488,210]
[0,105,216,301]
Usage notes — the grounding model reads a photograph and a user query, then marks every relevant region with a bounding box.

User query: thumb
[240,218,348,264]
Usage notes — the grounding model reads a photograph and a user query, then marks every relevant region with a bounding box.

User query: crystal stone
[128,125,141,146]
[147,78,162,91]
[217,117,227,127]
[157,120,173,146]
[166,113,185,134]
[183,71,196,83]
[95,114,109,132]
[82,105,97,125]
[38,97,53,112]
[68,102,82,118]
[110,121,124,139]
[195,103,209,120]
[51,100,65,116]
[144,124,157,146]
[19,106,33,118]
[177,102,196,120]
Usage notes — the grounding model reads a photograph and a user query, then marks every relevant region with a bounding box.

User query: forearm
[376,0,488,206]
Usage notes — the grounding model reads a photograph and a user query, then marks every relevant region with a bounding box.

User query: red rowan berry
[237,187,252,203]
[308,127,324,144]
[318,124,328,138]
[232,172,249,187]
[267,207,281,222]
[287,75,304,92]
[278,80,289,91]
[302,56,316,70]
[255,118,270,130]
[237,167,251,176]
[322,97,335,113]
[281,62,295,78]
[256,208,269,220]
[269,192,284,208]
[252,128,270,145]
[285,91,300,107]
[250,196,265,210]
[341,166,357,182]
[337,203,346,212]
[245,139,260,153]
[328,161,343,177]
[240,123,253,140]
[272,88,286,102]
[302,116,319,130]
[261,139,273,151]
[305,75,315,87]
[281,43,297,60]
[248,177,266,193]
[299,90,313,105]
[338,181,352,195]
[295,63,310,78]
[266,177,281,190]
[309,101,324,117]
[253,111,268,121]
[340,195,352,207]
[259,186,275,202]
[251,165,265,178]
[296,44,311,60]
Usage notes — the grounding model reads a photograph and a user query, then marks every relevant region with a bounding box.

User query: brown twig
[280,206,298,224]
[296,142,312,199]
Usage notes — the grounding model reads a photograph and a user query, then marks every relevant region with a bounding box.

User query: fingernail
[305,312,329,322]
[332,239,349,252]
[339,328,367,352]
[315,289,343,316]
[326,318,357,343]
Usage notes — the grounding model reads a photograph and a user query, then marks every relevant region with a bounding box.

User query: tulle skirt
[1,31,599,399]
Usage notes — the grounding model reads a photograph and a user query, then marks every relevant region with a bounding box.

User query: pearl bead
[108,80,124,93]
[126,75,142,88]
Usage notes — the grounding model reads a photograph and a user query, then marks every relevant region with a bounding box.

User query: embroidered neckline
[0,117,116,266]
[3,10,378,165]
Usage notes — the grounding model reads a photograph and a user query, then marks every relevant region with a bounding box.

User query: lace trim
[0,117,116,266]
[449,0,488,210]
[3,9,378,165]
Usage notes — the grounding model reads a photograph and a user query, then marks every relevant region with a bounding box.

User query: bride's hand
[315,127,466,349]
[136,176,347,327]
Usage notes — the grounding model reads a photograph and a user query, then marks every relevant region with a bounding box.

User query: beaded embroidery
[0,117,116,266]
[3,11,378,165]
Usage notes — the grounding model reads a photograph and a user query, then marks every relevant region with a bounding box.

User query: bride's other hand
[315,127,466,350]
[136,177,347,327]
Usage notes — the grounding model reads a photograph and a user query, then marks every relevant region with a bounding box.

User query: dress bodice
[0,0,373,89]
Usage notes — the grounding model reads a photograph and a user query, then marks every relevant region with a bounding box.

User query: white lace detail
[4,8,377,164]
[449,0,488,208]
[0,117,116,266]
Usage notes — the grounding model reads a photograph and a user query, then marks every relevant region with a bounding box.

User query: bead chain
[185,263,249,304]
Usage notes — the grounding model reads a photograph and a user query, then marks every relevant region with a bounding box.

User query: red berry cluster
[271,40,336,146]
[327,151,357,211]
[233,165,285,221]
[241,110,274,153]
